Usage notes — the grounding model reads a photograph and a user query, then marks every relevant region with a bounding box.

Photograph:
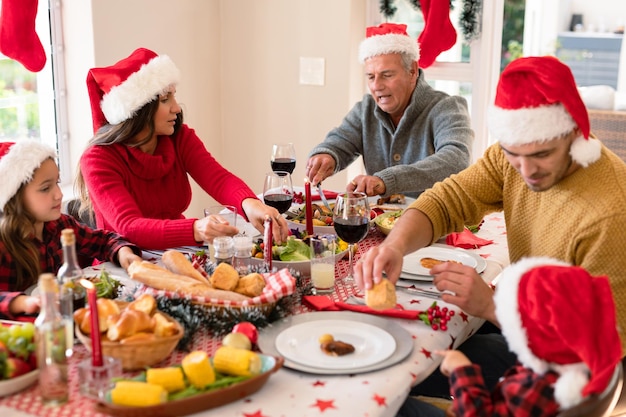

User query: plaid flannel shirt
[0,214,140,318]
[450,364,560,417]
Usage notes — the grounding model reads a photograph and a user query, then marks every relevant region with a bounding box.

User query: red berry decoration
[232,322,258,345]
[418,302,455,332]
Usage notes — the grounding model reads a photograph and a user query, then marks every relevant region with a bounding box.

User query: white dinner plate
[401,247,478,278]
[0,369,39,397]
[258,311,414,375]
[275,320,396,370]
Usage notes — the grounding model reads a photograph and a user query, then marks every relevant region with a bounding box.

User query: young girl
[0,140,142,319]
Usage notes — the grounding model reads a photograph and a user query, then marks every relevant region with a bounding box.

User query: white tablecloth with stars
[0,213,509,417]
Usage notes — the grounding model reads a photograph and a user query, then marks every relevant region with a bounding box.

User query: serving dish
[94,354,283,417]
[0,369,39,397]
[258,311,414,375]
[372,210,403,235]
[248,247,348,275]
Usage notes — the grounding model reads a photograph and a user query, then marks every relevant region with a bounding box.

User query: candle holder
[77,356,122,400]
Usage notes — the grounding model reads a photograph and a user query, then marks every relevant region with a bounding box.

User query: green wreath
[379,0,482,41]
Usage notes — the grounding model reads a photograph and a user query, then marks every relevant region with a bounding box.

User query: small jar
[213,236,235,265]
[233,234,253,273]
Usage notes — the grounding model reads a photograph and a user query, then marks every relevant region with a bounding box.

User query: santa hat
[358,23,420,64]
[488,56,601,167]
[494,257,622,409]
[86,47,180,133]
[0,140,57,210]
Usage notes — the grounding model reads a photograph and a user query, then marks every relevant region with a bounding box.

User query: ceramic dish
[248,248,348,275]
[372,210,403,235]
[275,319,396,370]
[258,311,414,375]
[0,369,39,397]
[402,247,478,277]
[94,354,283,417]
[399,248,487,281]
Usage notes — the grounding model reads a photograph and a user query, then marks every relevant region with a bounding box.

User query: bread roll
[365,279,397,310]
[162,250,210,285]
[128,260,250,301]
[153,312,178,337]
[210,263,239,291]
[107,309,155,341]
[127,293,157,316]
[76,298,121,334]
[234,273,266,297]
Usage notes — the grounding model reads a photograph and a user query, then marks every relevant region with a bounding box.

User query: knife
[396,285,443,299]
[317,183,332,212]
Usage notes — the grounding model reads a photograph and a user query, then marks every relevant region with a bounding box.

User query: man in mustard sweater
[355,56,626,398]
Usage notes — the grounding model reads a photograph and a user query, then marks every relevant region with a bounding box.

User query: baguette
[161,250,211,286]
[128,260,250,302]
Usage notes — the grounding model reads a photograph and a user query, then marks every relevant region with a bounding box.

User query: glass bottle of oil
[34,273,69,405]
[57,228,85,356]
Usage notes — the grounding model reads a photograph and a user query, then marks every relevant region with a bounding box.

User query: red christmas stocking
[418,0,457,68]
[0,0,46,72]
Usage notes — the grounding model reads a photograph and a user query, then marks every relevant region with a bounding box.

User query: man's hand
[306,154,336,186]
[347,174,386,197]
[431,262,498,323]
[353,244,404,290]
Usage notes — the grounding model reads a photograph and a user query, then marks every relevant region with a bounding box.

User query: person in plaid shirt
[0,140,142,319]
[397,258,622,417]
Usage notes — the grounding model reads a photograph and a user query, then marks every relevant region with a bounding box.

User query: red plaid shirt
[0,214,140,318]
[450,364,560,417]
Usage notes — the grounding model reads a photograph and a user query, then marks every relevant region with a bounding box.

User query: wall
[62,0,365,220]
[567,1,626,33]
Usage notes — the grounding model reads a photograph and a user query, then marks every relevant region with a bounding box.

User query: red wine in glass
[264,193,293,214]
[333,217,369,243]
[271,158,296,174]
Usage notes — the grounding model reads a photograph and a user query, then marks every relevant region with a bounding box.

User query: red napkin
[446,228,493,249]
[309,190,339,201]
[303,295,421,320]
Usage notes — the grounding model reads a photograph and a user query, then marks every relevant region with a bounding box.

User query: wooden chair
[557,363,623,417]
[588,109,626,161]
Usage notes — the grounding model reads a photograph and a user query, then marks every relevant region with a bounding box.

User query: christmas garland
[379,0,482,41]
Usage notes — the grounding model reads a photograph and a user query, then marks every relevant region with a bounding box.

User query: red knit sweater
[80,124,258,249]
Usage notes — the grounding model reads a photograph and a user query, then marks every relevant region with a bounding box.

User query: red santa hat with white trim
[86,47,180,133]
[494,257,622,409]
[488,56,601,167]
[358,23,420,64]
[0,140,57,210]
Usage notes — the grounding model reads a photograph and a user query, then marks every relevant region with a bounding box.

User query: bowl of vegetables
[373,210,403,235]
[249,235,349,275]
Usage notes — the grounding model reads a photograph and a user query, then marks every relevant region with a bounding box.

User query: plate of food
[401,246,479,278]
[258,311,414,375]
[248,235,349,275]
[94,350,283,417]
[0,321,39,397]
[275,319,396,370]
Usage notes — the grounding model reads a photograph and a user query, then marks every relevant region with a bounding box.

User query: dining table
[0,212,509,417]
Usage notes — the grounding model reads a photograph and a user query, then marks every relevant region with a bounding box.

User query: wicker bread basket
[75,303,184,371]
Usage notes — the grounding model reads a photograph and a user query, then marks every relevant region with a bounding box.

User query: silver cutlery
[395,285,443,299]
[317,183,332,212]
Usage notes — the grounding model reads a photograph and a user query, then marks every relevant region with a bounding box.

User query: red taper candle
[305,179,313,236]
[81,279,103,366]
[263,215,273,270]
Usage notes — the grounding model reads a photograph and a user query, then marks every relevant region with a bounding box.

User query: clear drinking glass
[333,192,370,284]
[310,235,336,294]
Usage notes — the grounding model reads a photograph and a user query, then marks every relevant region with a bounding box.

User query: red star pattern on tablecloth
[448,334,457,349]
[243,410,268,417]
[312,380,326,387]
[373,393,387,406]
[409,299,422,305]
[311,399,337,412]
[420,347,433,359]
[459,311,469,322]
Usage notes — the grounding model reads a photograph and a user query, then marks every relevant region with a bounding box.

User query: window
[368,0,505,158]
[0,0,69,184]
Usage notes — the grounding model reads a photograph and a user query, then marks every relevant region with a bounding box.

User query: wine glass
[271,143,296,175]
[333,192,370,284]
[263,171,294,215]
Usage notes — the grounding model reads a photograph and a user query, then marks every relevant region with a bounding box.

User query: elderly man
[356,55,626,398]
[305,23,473,198]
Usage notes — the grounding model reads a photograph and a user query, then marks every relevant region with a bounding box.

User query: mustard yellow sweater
[411,143,626,350]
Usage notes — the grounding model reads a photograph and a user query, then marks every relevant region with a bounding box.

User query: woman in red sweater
[76,48,288,250]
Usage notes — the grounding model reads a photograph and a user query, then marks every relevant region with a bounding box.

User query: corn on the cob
[181,350,216,388]
[146,367,186,393]
[213,345,262,377]
[110,381,167,407]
